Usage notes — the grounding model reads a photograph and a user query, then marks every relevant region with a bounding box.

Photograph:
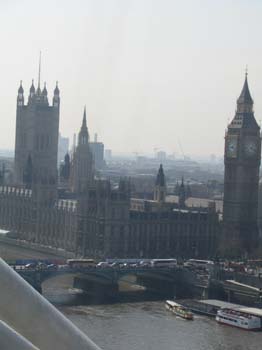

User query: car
[129,263,138,268]
[37,262,48,269]
[139,261,150,268]
[25,263,37,269]
[47,264,57,270]
[110,262,121,268]
[96,262,110,268]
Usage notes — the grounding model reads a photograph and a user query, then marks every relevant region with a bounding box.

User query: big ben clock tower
[223,73,261,255]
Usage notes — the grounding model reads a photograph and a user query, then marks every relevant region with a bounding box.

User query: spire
[54,81,59,95]
[237,71,253,105]
[30,79,35,94]
[154,164,166,202]
[155,164,165,186]
[53,81,60,107]
[42,82,47,96]
[178,176,186,208]
[78,106,89,145]
[229,71,259,129]
[18,80,24,94]
[82,106,87,128]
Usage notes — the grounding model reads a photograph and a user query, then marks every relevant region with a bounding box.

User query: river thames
[60,301,261,350]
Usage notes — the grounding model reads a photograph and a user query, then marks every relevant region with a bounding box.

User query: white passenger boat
[216,308,261,331]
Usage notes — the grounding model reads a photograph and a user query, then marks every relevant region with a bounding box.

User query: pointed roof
[42,82,47,96]
[18,80,24,94]
[54,81,60,95]
[30,79,35,94]
[237,74,253,105]
[155,164,166,186]
[78,106,89,146]
[229,73,259,130]
[82,106,87,128]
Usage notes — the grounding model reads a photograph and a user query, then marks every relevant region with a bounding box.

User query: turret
[178,177,186,208]
[53,81,60,108]
[154,164,166,202]
[41,82,48,104]
[28,80,36,103]
[17,81,24,106]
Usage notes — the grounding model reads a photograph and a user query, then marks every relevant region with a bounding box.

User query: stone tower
[223,74,261,255]
[178,177,186,208]
[70,107,94,193]
[14,79,60,193]
[154,164,166,202]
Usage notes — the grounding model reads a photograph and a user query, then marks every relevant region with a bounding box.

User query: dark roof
[237,75,253,105]
[229,75,259,130]
[54,81,60,95]
[30,80,35,93]
[229,112,259,129]
[42,83,47,96]
[18,81,23,94]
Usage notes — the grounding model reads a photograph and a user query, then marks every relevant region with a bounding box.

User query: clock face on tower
[226,136,238,158]
[244,140,257,157]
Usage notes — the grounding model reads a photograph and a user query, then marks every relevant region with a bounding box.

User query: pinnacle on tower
[154,164,166,202]
[18,80,24,94]
[78,106,89,145]
[237,72,253,105]
[54,81,60,95]
[30,79,35,94]
[82,106,87,128]
[155,164,165,186]
[178,176,186,208]
[42,82,48,96]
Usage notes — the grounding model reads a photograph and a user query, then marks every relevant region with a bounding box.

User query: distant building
[104,149,112,161]
[156,151,166,162]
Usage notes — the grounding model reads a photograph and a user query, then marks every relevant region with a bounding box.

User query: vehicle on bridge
[96,262,110,268]
[150,259,177,268]
[67,259,96,268]
[185,259,214,269]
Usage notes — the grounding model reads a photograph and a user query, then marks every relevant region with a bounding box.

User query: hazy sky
[1,0,262,157]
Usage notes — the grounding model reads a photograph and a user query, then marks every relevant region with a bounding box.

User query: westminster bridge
[16,266,210,300]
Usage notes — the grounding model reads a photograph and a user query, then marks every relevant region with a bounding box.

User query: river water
[59,301,262,350]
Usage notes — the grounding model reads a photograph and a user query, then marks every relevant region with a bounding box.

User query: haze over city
[1,0,262,157]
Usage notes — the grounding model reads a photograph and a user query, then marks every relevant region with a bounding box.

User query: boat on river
[216,308,261,331]
[165,300,194,320]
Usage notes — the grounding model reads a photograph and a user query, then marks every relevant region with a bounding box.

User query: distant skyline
[1,0,262,157]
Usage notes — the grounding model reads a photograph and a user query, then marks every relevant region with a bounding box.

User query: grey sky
[0,0,262,157]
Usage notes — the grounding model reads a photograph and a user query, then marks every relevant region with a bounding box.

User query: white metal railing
[0,320,39,350]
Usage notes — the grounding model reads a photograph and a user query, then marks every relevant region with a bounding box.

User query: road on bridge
[0,241,65,260]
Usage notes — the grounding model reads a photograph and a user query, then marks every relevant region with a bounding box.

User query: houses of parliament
[0,71,260,259]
